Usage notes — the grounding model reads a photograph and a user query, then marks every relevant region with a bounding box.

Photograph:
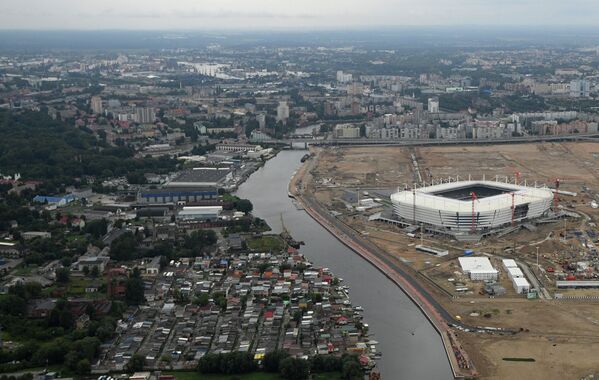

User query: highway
[263,132,599,147]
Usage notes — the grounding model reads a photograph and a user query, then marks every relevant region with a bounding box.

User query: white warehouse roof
[458,257,497,274]
[507,267,524,278]
[513,277,530,287]
[180,206,223,213]
[502,259,518,268]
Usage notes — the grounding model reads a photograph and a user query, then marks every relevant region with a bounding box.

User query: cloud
[1,0,599,29]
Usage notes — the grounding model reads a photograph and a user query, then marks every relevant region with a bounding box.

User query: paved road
[266,133,599,146]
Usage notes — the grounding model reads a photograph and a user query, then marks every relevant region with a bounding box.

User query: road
[265,132,599,147]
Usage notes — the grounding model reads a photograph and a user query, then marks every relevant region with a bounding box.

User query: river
[236,150,452,379]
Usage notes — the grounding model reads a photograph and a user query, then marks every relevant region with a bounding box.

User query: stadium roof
[391,180,553,213]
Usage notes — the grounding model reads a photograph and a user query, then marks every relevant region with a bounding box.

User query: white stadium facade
[391,180,553,234]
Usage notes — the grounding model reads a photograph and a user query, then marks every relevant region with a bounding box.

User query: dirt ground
[308,142,599,379]
[459,332,599,380]
[314,142,599,192]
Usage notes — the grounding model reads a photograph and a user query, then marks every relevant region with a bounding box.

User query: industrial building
[391,180,553,235]
[458,257,498,281]
[166,167,233,188]
[503,259,531,294]
[137,187,218,205]
[177,206,223,221]
[512,277,531,294]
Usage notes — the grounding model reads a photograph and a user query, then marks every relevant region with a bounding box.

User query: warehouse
[391,180,553,234]
[137,187,218,205]
[502,259,518,270]
[166,167,233,188]
[177,206,223,221]
[458,257,498,281]
[512,277,531,294]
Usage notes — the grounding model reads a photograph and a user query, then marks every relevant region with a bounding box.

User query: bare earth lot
[308,142,599,379]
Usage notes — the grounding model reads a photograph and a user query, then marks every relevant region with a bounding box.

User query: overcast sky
[1,0,599,30]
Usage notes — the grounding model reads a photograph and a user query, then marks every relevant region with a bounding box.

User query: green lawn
[247,235,285,252]
[163,372,279,380]
[65,276,104,298]
[163,371,342,380]
[13,265,38,276]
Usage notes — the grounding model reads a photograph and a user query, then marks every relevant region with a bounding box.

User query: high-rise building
[136,107,156,124]
[336,70,353,83]
[91,96,103,115]
[276,101,289,123]
[428,97,440,113]
[570,79,590,98]
[257,112,267,131]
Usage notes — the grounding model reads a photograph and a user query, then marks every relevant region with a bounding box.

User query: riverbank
[235,150,453,379]
[289,151,475,379]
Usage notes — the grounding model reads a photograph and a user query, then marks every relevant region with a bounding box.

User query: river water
[236,150,452,379]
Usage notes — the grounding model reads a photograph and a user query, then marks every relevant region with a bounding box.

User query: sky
[1,0,599,30]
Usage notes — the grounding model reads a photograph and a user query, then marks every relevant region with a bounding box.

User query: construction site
[302,141,599,379]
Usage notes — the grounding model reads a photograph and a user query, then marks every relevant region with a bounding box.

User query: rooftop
[392,180,553,213]
[168,168,231,187]
[458,256,497,273]
[431,183,507,200]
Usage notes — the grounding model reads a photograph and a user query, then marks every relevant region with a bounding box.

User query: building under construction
[391,179,554,238]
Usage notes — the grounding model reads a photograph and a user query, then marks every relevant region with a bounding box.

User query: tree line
[197,350,363,380]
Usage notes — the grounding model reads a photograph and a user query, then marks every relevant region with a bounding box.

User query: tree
[90,265,100,277]
[311,355,342,372]
[197,353,222,374]
[110,232,138,261]
[0,294,27,316]
[126,354,146,372]
[64,350,80,370]
[235,199,253,214]
[125,268,145,306]
[55,267,70,283]
[84,219,108,238]
[263,350,290,372]
[194,293,210,307]
[279,357,310,380]
[197,352,256,375]
[184,230,217,251]
[48,301,75,330]
[76,359,91,375]
[126,172,147,184]
[341,360,363,380]
[219,352,256,374]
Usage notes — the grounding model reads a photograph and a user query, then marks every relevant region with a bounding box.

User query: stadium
[390,180,554,236]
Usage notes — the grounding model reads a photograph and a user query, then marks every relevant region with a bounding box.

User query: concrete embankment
[289,157,475,379]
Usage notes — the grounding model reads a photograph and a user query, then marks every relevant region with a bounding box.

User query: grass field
[163,371,343,380]
[246,235,285,252]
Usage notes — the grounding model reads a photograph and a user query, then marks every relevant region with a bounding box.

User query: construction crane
[510,192,516,226]
[553,178,560,211]
[546,176,579,212]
